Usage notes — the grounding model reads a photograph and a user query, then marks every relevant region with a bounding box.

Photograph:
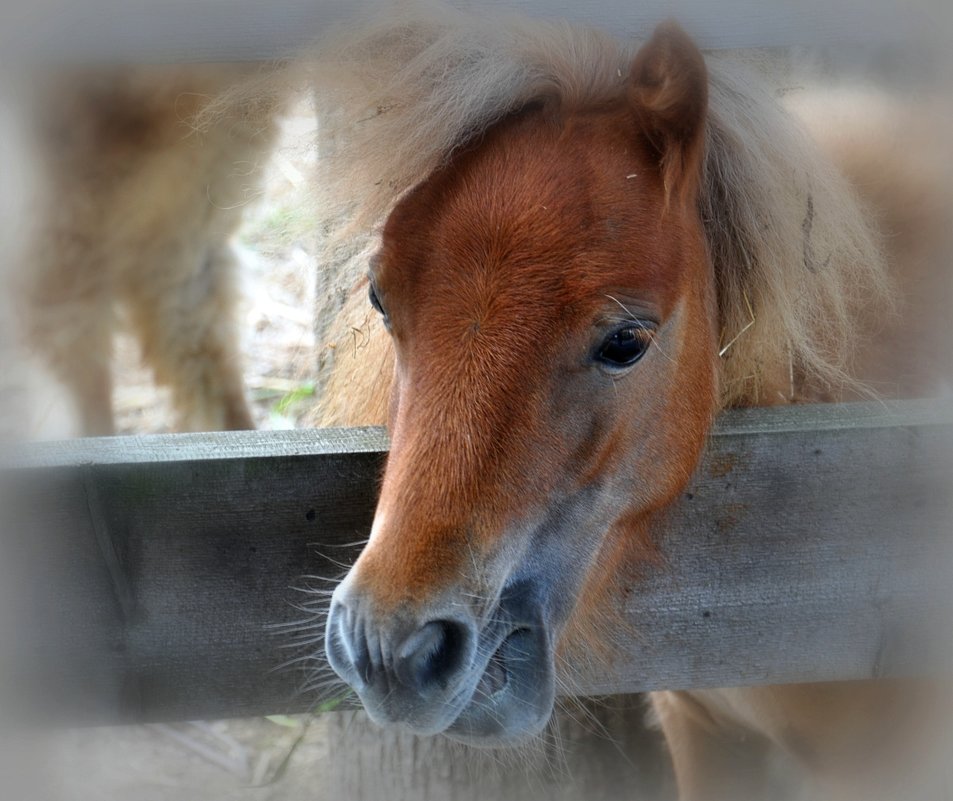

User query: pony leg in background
[0,91,38,440]
[19,65,287,436]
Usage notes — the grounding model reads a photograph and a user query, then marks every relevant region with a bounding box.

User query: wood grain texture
[0,0,933,65]
[1,400,951,725]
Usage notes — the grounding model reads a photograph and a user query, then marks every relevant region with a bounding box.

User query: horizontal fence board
[1,400,951,725]
[0,0,934,65]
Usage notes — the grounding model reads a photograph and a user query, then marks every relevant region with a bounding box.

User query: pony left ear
[628,21,708,203]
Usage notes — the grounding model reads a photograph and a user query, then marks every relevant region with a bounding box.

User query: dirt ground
[41,716,333,801]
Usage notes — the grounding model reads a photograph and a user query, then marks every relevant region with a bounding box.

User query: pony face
[326,22,719,743]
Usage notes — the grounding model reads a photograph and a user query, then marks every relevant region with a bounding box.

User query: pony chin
[444,623,556,746]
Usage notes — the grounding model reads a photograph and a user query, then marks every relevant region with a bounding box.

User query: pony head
[321,9,885,743]
[326,21,716,742]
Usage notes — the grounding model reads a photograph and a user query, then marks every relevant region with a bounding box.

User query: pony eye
[368,283,386,317]
[368,282,392,330]
[596,326,652,368]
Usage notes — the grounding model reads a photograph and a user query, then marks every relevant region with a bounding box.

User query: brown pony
[312,8,951,799]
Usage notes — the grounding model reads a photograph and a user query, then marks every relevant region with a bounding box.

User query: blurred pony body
[16,66,286,436]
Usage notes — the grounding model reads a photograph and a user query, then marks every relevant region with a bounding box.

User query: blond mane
[312,3,889,407]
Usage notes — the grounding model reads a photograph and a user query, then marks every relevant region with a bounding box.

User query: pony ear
[628,21,708,203]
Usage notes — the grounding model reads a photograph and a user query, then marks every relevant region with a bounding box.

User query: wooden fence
[1,400,951,726]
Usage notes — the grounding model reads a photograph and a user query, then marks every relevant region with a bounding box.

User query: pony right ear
[628,21,708,204]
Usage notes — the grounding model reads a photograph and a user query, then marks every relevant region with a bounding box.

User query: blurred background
[0,1,950,800]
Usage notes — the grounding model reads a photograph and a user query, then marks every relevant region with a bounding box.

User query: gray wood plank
[0,0,933,65]
[9,398,948,468]
[584,414,953,694]
[0,400,950,724]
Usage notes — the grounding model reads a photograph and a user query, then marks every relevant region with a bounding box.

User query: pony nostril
[352,638,372,685]
[327,603,476,701]
[325,602,374,690]
[395,619,470,694]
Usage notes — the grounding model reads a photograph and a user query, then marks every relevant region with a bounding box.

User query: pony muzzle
[325,581,556,743]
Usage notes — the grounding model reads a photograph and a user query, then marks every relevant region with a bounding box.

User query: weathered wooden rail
[1,400,951,726]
